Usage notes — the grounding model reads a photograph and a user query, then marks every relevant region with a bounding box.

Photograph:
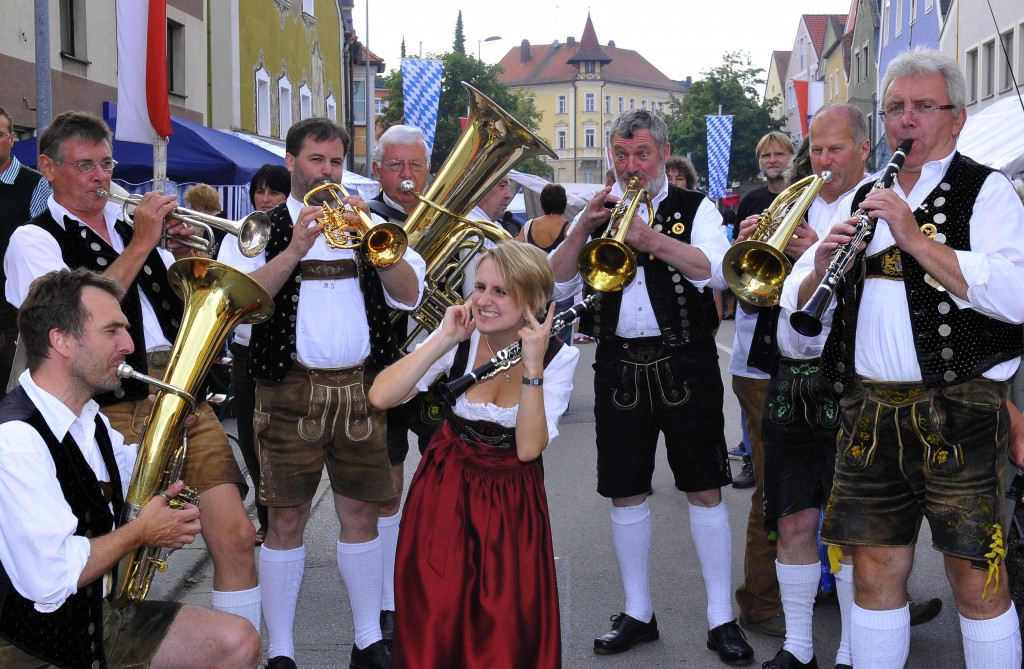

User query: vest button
[834,382,845,394]
[943,370,957,382]
[941,347,954,360]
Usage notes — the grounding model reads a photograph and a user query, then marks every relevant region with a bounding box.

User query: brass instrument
[577,177,653,292]
[392,81,557,351]
[111,257,274,608]
[97,188,271,258]
[790,140,913,337]
[722,171,833,307]
[303,182,408,268]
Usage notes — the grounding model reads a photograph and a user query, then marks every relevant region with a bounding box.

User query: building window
[585,128,595,148]
[375,96,388,115]
[1001,31,1015,91]
[256,67,271,136]
[353,80,366,124]
[557,128,566,150]
[618,96,624,112]
[59,0,86,60]
[895,0,903,36]
[585,61,595,74]
[326,94,337,121]
[629,97,636,110]
[585,93,595,113]
[605,95,611,114]
[278,76,292,139]
[925,0,933,11]
[299,84,312,119]
[605,129,611,146]
[302,0,314,16]
[167,20,185,94]
[862,46,870,80]
[583,167,594,183]
[883,0,891,45]
[557,95,567,114]
[966,48,978,102]
[909,0,917,25]
[983,40,995,98]
[641,99,647,110]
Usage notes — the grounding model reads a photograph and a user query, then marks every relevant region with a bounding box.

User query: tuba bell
[111,257,274,608]
[721,171,832,307]
[391,82,557,351]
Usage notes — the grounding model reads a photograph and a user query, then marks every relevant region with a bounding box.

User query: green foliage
[664,51,783,183]
[378,53,549,178]
[453,11,466,55]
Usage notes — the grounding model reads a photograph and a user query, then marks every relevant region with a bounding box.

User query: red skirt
[392,420,561,669]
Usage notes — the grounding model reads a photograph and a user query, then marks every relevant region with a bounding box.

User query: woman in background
[517,183,574,344]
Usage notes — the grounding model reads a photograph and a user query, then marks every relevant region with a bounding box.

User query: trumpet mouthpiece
[821,170,833,183]
[116,362,137,379]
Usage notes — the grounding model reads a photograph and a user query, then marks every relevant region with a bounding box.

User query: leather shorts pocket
[838,388,878,470]
[652,357,690,407]
[341,383,373,442]
[298,383,331,441]
[610,361,641,410]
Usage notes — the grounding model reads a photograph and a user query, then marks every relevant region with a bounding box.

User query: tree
[453,11,466,55]
[664,51,783,184]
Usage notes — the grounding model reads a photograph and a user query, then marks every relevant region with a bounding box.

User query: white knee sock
[834,563,854,666]
[260,545,305,660]
[777,561,819,664]
[610,502,654,623]
[851,603,909,668]
[211,585,262,633]
[377,512,401,612]
[960,605,1022,669]
[337,538,384,650]
[689,501,735,629]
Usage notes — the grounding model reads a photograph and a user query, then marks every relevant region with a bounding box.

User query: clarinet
[437,293,602,405]
[789,139,914,337]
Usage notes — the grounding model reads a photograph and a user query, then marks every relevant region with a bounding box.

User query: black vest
[248,202,399,381]
[822,153,1022,391]
[28,210,182,404]
[0,386,124,669]
[0,164,46,334]
[579,186,719,346]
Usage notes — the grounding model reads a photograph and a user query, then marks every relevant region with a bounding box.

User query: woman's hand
[520,302,555,377]
[439,294,476,344]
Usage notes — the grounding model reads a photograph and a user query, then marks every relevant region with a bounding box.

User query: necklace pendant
[503,371,511,382]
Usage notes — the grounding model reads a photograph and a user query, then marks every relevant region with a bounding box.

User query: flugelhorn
[722,171,832,307]
[304,182,408,268]
[789,140,913,337]
[112,257,274,608]
[578,177,653,292]
[97,188,270,258]
[437,294,602,404]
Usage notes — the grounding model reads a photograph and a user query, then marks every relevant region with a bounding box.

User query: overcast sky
[354,1,853,83]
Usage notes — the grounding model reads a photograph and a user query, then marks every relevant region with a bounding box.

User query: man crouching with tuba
[0,268,260,669]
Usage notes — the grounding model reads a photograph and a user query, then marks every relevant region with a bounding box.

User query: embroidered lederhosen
[28,212,181,405]
[0,387,123,669]
[579,185,719,347]
[822,153,1022,392]
[248,202,399,382]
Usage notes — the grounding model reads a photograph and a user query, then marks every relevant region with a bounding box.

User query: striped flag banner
[706,114,733,199]
[115,0,172,142]
[402,59,444,156]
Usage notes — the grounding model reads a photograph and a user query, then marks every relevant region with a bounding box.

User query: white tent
[957,96,1024,178]
[508,170,602,222]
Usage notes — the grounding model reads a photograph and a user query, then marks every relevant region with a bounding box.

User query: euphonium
[577,177,653,292]
[722,171,832,307]
[304,182,408,268]
[96,188,271,258]
[111,258,274,608]
[391,81,557,351]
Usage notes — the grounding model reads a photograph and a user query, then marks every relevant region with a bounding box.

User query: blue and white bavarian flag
[705,114,733,199]
[402,59,444,156]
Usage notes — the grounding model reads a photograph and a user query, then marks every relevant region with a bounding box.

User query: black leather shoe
[593,612,660,654]
[909,597,942,626]
[761,648,817,668]
[379,610,395,643]
[350,640,391,669]
[266,657,298,669]
[706,619,755,665]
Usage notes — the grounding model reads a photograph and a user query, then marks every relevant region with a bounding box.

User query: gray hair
[609,109,669,149]
[810,103,869,145]
[38,111,113,163]
[881,48,967,115]
[373,125,429,164]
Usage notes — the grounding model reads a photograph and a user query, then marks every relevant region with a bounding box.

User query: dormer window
[585,61,595,74]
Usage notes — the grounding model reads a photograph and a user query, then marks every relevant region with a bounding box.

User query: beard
[619,164,667,195]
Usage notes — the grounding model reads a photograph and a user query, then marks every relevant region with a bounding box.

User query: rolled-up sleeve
[689,199,730,291]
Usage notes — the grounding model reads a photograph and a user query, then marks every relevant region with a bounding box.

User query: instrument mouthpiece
[399,180,416,194]
[116,362,136,379]
[820,170,833,183]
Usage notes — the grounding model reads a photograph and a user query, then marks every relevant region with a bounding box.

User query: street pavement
[156,319,969,668]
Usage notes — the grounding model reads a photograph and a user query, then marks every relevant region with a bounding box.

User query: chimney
[608,40,615,48]
[567,36,576,48]
[520,39,531,63]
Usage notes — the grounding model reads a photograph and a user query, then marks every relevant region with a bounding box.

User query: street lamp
[477,35,502,61]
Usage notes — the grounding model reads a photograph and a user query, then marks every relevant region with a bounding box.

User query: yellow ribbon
[982,524,1006,600]
[827,545,844,575]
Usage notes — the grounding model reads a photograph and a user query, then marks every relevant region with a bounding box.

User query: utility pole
[34,0,52,134]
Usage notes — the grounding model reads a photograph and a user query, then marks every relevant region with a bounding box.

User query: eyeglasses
[381,159,427,173]
[879,103,956,121]
[55,159,118,173]
[0,131,13,141]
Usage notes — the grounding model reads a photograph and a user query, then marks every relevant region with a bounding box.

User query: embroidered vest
[248,202,399,381]
[29,211,181,404]
[579,186,719,346]
[0,387,124,669]
[822,153,1022,391]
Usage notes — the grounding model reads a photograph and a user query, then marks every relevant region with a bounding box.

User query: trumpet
[789,140,913,337]
[303,182,408,268]
[577,177,654,292]
[97,188,270,258]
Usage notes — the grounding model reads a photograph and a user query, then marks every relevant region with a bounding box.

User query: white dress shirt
[555,180,729,339]
[233,195,426,369]
[5,196,174,351]
[781,150,1024,382]
[0,371,136,612]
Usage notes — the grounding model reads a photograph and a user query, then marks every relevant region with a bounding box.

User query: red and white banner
[115,0,173,143]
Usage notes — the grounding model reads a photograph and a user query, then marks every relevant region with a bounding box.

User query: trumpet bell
[722,240,793,308]
[578,238,637,293]
[237,211,272,257]
[362,222,408,268]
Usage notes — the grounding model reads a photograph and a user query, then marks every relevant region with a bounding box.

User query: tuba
[721,172,832,307]
[577,177,653,292]
[111,257,274,608]
[392,82,557,351]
